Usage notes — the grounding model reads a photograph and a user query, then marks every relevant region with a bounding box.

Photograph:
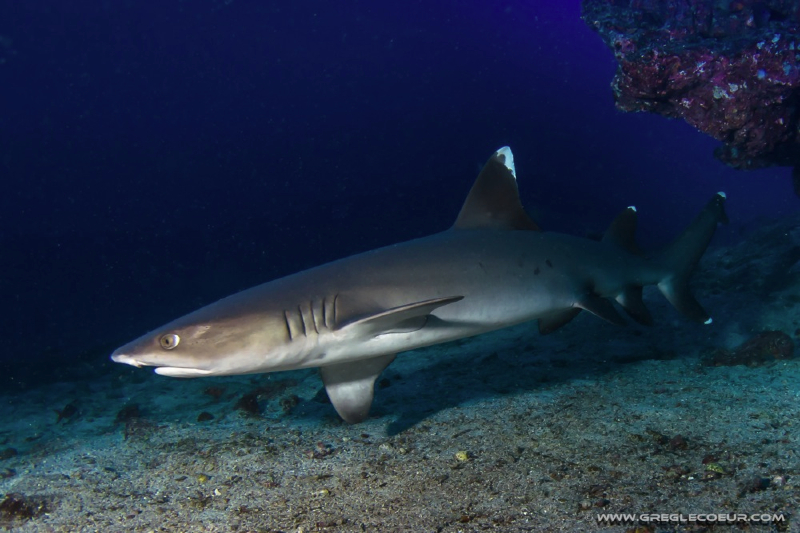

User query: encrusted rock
[705,330,795,366]
[582,0,800,191]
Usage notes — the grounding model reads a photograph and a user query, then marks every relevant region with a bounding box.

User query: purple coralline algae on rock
[582,0,800,195]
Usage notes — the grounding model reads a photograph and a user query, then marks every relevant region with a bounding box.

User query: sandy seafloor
[2,214,800,533]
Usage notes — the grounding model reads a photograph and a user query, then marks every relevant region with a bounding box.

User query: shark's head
[111,301,303,377]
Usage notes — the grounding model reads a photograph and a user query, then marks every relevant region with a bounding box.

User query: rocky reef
[704,330,795,366]
[582,0,800,194]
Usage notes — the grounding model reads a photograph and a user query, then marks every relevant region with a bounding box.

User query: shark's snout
[111,352,143,367]
[110,348,172,370]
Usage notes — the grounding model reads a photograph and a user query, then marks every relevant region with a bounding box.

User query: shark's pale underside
[112,147,728,423]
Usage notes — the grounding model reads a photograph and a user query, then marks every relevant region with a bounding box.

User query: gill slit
[333,293,339,328]
[297,305,307,337]
[283,310,293,341]
[310,300,319,334]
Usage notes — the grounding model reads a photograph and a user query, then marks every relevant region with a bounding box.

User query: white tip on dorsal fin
[495,146,516,179]
[452,147,539,231]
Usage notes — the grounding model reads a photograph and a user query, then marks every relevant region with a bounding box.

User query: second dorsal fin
[602,206,642,255]
[452,147,540,231]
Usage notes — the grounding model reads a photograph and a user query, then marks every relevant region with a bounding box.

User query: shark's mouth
[153,366,214,377]
[111,353,213,377]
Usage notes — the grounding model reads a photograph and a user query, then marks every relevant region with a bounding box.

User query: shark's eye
[160,333,180,350]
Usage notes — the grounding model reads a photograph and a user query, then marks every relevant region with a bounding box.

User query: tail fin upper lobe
[656,192,728,323]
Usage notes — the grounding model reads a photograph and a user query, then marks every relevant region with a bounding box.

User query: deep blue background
[0,1,795,385]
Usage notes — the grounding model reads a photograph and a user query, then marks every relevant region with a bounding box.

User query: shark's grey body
[112,147,728,423]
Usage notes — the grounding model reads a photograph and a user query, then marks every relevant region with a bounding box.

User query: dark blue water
[0,1,795,386]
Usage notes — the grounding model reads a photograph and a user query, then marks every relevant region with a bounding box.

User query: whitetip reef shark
[112,147,728,423]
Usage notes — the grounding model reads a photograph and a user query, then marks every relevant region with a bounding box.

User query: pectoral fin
[339,296,464,336]
[320,353,396,423]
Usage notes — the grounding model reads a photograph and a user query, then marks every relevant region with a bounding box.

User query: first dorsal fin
[602,206,642,255]
[452,147,540,231]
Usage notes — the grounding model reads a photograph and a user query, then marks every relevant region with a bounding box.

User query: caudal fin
[656,192,728,324]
